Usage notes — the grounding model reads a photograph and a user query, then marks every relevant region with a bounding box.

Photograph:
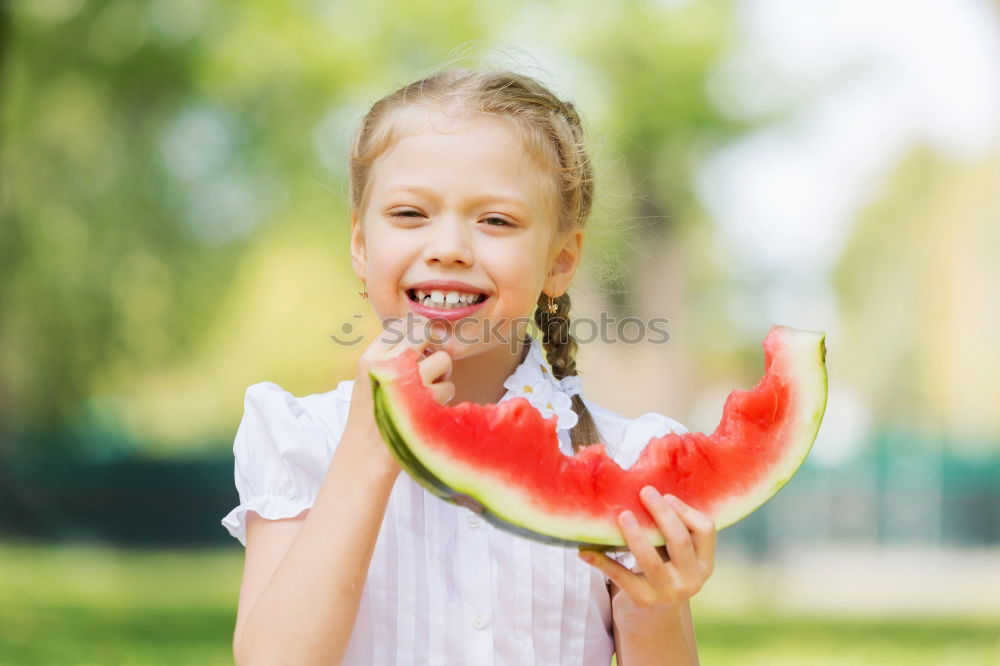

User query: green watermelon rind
[710,327,828,531]
[371,325,828,549]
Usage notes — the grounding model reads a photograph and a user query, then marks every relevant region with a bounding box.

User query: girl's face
[351,106,581,360]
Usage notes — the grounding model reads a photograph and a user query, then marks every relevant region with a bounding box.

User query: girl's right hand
[340,319,455,474]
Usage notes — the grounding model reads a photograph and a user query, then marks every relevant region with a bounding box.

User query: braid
[533,291,602,453]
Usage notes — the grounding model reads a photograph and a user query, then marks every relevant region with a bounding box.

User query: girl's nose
[422,218,474,267]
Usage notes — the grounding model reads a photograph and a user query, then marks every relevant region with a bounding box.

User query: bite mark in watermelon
[370,325,828,550]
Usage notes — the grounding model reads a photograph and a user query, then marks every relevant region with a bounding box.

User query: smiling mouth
[407,289,488,309]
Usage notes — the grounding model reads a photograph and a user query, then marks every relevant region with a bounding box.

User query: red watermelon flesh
[370,325,827,549]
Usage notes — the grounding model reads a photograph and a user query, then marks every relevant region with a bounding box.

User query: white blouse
[222,337,687,665]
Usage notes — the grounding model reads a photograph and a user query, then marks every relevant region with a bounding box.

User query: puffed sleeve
[613,411,689,470]
[581,399,689,574]
[220,380,353,547]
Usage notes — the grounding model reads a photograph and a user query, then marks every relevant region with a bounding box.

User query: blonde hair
[348,67,601,451]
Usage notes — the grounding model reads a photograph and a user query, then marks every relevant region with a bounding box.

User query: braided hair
[533,291,602,451]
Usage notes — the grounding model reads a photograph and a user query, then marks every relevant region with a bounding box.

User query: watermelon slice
[369,325,827,550]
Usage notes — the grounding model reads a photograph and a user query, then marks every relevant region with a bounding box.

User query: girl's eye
[482,216,513,227]
[391,210,423,218]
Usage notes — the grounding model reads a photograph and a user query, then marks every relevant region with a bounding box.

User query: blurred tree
[0,0,740,460]
[0,0,397,458]
[834,146,1000,452]
[572,0,752,421]
[2,0,228,459]
[579,0,739,309]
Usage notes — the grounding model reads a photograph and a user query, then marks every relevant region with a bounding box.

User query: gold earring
[359,279,368,299]
[547,295,558,314]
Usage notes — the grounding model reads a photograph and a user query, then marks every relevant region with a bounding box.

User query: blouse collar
[500,337,581,431]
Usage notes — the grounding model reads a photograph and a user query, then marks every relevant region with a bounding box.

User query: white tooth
[430,290,445,304]
[416,290,428,300]
[445,291,461,304]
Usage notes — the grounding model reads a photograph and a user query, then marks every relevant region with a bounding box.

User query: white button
[466,513,481,529]
[472,607,490,630]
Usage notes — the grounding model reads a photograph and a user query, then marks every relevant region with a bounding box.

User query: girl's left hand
[578,486,716,622]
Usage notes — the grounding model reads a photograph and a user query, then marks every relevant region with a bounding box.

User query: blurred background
[2,0,998,663]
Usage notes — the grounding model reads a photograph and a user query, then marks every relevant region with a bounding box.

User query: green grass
[0,539,241,665]
[1,540,998,665]
[692,614,1000,665]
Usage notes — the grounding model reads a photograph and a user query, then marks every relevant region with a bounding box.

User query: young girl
[222,66,716,665]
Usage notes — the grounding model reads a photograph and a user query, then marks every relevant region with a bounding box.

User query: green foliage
[584,0,738,220]
[1,0,741,459]
[577,1,739,315]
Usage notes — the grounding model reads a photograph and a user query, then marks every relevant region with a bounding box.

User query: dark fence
[722,432,1000,558]
[0,456,239,546]
[0,429,997,550]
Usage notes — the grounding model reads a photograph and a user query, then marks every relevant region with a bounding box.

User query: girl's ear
[350,209,367,279]
[545,230,583,296]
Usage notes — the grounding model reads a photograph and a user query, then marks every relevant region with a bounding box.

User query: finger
[430,380,456,404]
[665,494,717,571]
[640,487,698,577]
[418,350,453,385]
[577,549,651,606]
[617,510,671,591]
